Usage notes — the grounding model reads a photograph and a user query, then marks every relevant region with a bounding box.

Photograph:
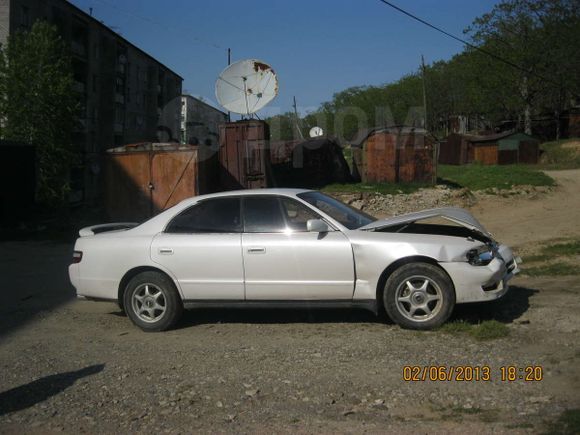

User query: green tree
[465,0,580,135]
[0,21,77,206]
[266,112,299,141]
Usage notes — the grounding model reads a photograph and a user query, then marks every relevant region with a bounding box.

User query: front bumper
[440,245,520,304]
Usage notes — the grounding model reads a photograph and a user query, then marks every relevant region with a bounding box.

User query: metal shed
[440,131,540,165]
[438,133,470,165]
[269,137,352,187]
[497,132,540,164]
[351,127,435,184]
[218,120,270,190]
[104,142,218,221]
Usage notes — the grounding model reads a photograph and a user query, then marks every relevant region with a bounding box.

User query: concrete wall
[0,0,183,203]
[0,0,11,47]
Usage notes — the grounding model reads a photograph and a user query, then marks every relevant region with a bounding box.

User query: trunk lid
[78,222,139,237]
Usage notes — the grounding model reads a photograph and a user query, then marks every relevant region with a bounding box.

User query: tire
[383,262,455,330]
[123,271,183,332]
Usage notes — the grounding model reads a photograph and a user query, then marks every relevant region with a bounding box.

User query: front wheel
[123,271,183,332]
[383,263,455,330]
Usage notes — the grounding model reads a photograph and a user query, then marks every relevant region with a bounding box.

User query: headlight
[466,245,494,266]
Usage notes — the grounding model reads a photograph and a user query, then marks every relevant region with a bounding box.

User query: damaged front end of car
[358,207,521,303]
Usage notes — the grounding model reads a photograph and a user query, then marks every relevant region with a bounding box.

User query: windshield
[298,191,377,230]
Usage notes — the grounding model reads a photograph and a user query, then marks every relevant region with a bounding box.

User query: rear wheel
[383,263,455,330]
[123,271,183,332]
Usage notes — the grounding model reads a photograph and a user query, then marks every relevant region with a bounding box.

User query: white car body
[69,188,520,330]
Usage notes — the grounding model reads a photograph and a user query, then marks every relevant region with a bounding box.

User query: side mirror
[307,219,330,233]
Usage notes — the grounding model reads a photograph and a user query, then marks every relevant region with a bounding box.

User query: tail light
[72,251,83,264]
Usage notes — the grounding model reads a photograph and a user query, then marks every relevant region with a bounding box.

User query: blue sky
[71,0,499,116]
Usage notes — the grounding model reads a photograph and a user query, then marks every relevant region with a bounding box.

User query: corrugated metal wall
[104,144,218,221]
[357,131,434,184]
[439,133,469,165]
[218,120,269,190]
[473,144,498,165]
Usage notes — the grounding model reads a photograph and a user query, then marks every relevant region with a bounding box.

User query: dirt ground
[472,169,580,247]
[1,170,579,434]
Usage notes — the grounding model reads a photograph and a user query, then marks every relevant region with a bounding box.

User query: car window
[243,196,286,233]
[280,198,321,232]
[297,191,376,230]
[165,197,241,233]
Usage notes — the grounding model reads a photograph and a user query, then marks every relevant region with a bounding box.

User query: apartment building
[155,94,226,147]
[0,0,183,202]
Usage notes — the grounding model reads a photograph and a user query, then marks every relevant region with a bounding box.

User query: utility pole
[227,48,231,122]
[292,96,304,139]
[420,54,428,131]
[421,55,437,185]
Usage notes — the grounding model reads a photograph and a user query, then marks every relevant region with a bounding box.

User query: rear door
[241,195,355,300]
[151,197,244,300]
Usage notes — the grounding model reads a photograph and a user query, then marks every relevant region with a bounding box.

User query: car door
[242,195,355,300]
[151,197,244,300]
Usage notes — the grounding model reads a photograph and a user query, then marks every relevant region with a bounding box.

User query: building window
[115,107,124,124]
[92,74,97,92]
[115,77,124,94]
[20,6,30,28]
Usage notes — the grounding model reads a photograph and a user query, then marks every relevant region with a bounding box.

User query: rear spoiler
[78,222,139,237]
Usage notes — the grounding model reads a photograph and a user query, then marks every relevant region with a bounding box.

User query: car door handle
[158,248,174,255]
[247,247,266,254]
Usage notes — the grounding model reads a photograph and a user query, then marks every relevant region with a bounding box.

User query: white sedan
[69,189,519,332]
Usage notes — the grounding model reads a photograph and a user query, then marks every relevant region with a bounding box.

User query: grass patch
[522,239,580,275]
[523,253,551,263]
[321,182,428,195]
[544,409,580,435]
[507,422,534,429]
[542,240,580,257]
[439,320,473,334]
[438,163,555,191]
[478,409,500,423]
[469,320,510,340]
[439,320,509,340]
[536,137,580,170]
[452,406,483,415]
[523,263,580,277]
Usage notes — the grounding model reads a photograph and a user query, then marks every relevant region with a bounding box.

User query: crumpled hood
[358,207,492,238]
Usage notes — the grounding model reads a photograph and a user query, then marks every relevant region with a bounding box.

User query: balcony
[73,81,86,93]
[71,40,87,57]
[74,118,88,132]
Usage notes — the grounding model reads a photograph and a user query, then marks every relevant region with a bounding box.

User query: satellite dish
[309,126,324,138]
[215,59,278,116]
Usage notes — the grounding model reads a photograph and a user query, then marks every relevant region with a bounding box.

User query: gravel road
[1,171,580,434]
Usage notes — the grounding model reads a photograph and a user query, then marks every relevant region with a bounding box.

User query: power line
[90,0,225,50]
[375,0,569,92]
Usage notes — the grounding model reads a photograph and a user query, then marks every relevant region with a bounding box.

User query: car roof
[129,188,344,235]
[177,188,313,207]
